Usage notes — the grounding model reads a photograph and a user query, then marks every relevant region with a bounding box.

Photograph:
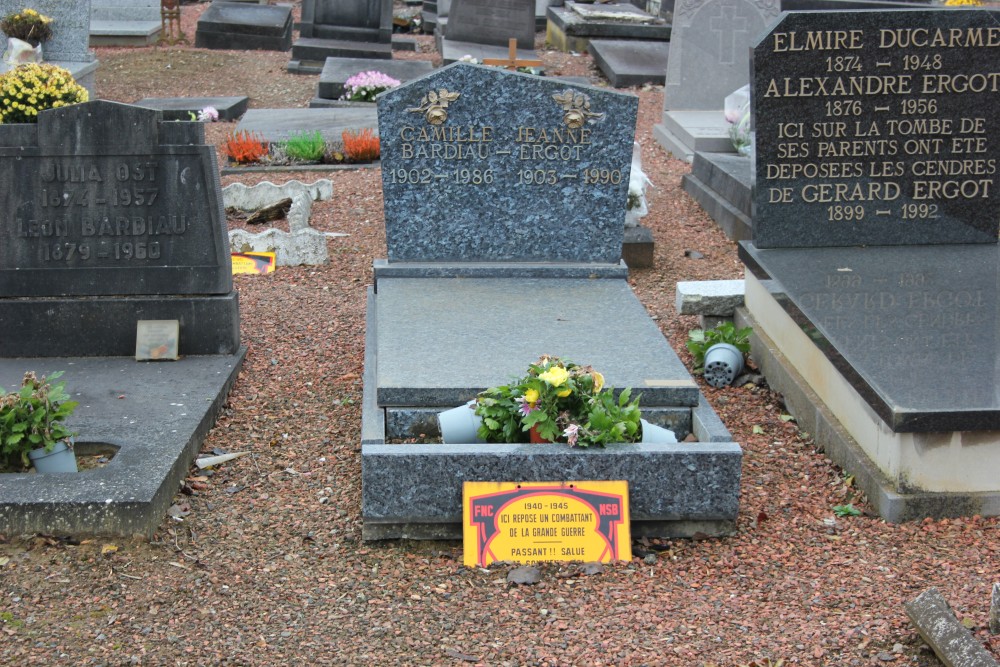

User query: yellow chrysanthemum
[523,388,539,405]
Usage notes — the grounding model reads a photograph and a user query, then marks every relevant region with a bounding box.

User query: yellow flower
[592,371,604,392]
[556,387,572,398]
[524,388,539,405]
[538,366,569,387]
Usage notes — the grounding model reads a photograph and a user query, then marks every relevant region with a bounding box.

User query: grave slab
[89,20,161,47]
[0,354,245,537]
[439,0,537,64]
[235,107,378,144]
[133,96,250,121]
[195,1,293,51]
[315,57,435,101]
[375,277,700,408]
[364,63,741,539]
[652,109,734,162]
[588,39,669,87]
[546,2,670,53]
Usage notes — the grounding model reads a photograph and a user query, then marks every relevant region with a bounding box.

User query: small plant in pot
[686,322,753,388]
[1,370,78,473]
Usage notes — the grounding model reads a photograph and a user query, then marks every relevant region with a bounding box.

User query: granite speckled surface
[740,241,1000,432]
[377,63,639,263]
[752,10,1000,248]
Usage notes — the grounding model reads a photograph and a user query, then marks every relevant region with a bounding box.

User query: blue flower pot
[28,440,78,473]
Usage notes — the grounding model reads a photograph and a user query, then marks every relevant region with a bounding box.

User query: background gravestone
[751,9,1000,248]
[739,9,1000,521]
[439,0,538,64]
[652,0,779,160]
[378,63,637,263]
[0,100,239,357]
[290,0,393,70]
[0,0,99,94]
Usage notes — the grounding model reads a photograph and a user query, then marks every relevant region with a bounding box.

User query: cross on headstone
[709,4,748,66]
[482,38,543,71]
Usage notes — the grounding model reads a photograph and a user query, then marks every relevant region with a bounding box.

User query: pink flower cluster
[341,71,402,102]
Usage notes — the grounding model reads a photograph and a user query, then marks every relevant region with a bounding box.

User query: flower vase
[28,440,78,473]
[703,343,745,388]
[640,419,677,444]
[438,400,483,444]
[529,424,549,444]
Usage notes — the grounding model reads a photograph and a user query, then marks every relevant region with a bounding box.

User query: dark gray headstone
[377,63,638,263]
[588,39,669,87]
[195,2,293,51]
[300,0,393,43]
[446,0,536,49]
[752,9,1000,248]
[0,101,239,357]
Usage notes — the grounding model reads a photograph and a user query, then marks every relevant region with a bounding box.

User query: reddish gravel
[1,3,998,666]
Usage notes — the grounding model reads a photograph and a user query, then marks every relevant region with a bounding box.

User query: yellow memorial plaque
[231,251,275,275]
[463,481,631,567]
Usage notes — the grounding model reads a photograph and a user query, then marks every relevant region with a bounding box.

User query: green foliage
[833,503,862,517]
[0,371,77,469]
[474,356,642,448]
[686,322,752,373]
[283,130,327,162]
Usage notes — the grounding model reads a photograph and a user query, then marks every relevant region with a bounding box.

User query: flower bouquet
[472,356,642,448]
[340,70,401,103]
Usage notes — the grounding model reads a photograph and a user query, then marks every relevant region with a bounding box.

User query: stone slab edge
[681,170,752,242]
[905,588,1000,667]
[675,280,746,317]
[372,259,629,282]
[736,306,1000,522]
[0,350,246,537]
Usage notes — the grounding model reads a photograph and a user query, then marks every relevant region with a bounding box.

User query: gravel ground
[2,3,999,665]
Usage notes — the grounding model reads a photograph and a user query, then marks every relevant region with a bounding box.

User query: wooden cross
[482,38,543,71]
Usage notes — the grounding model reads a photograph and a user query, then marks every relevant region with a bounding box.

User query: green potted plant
[686,322,752,388]
[440,356,674,447]
[1,370,78,473]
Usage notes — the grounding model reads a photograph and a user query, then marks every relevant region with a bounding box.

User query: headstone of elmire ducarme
[739,9,1000,521]
[362,63,742,540]
[0,101,244,538]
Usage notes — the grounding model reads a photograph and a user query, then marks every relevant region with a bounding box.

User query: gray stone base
[622,225,654,268]
[681,151,752,242]
[362,271,743,539]
[440,40,540,66]
[89,20,162,47]
[133,96,250,121]
[0,294,240,357]
[738,305,1000,521]
[288,37,392,74]
[0,352,245,537]
[652,111,734,163]
[235,107,378,144]
[545,5,671,53]
[588,40,668,87]
[315,57,435,101]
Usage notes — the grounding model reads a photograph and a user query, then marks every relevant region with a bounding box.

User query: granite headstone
[446,0,536,49]
[194,1,293,51]
[377,63,638,263]
[653,0,779,161]
[752,9,1000,248]
[0,100,239,357]
[300,0,393,43]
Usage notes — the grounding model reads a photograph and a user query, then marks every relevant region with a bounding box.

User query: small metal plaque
[135,320,179,361]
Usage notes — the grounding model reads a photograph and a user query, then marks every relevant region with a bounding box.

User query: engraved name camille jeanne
[16,160,193,262]
[760,25,998,224]
[387,88,624,189]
